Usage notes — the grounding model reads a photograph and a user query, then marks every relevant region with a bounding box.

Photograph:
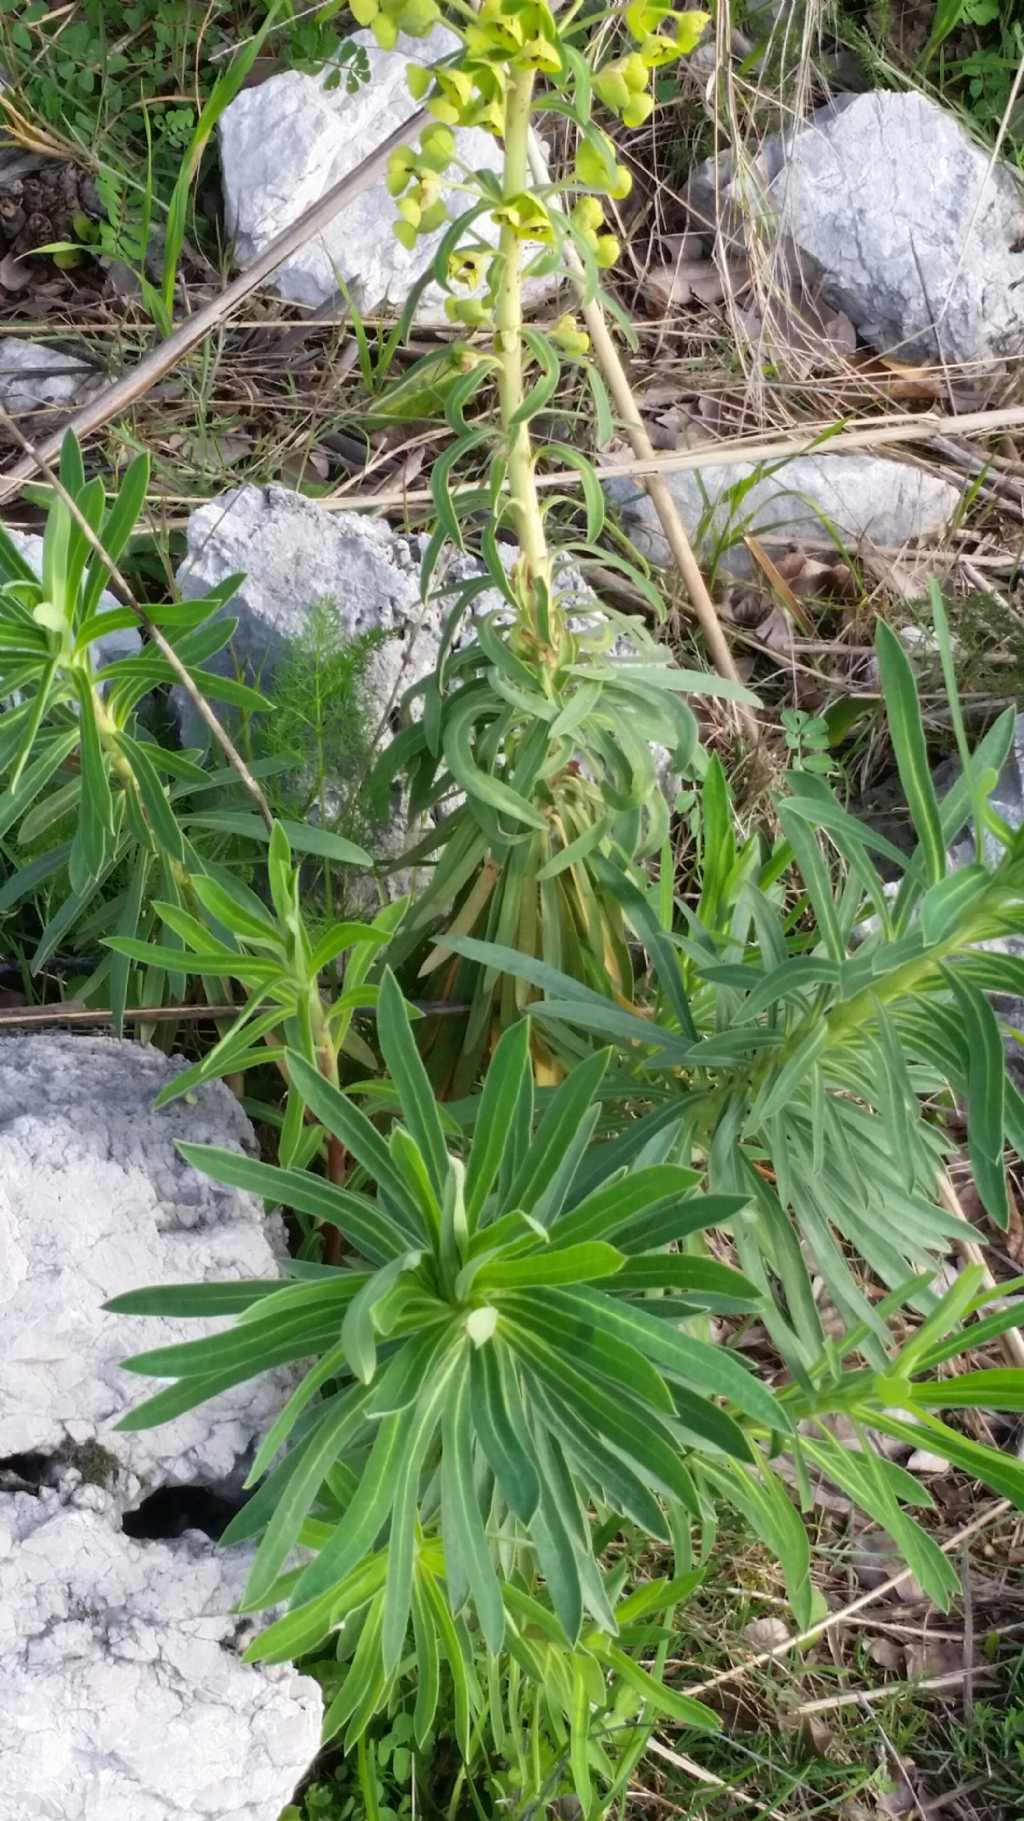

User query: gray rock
[0,1034,295,1495]
[219,26,501,315]
[176,482,442,734]
[3,526,141,667]
[0,1487,320,1821]
[0,337,97,416]
[605,449,960,571]
[768,90,1024,366]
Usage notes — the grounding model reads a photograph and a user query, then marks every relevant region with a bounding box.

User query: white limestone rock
[605,449,960,571]
[0,1486,321,1821]
[772,91,1024,366]
[0,1034,295,1494]
[0,337,97,416]
[176,483,442,735]
[219,27,502,315]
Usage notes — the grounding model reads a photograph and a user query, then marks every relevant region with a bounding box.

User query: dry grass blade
[793,1667,996,1718]
[0,1004,238,1028]
[677,1498,1011,1702]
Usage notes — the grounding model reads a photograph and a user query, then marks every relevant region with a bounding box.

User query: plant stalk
[496,66,552,644]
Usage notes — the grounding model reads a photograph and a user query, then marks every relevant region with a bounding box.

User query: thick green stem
[495,65,551,626]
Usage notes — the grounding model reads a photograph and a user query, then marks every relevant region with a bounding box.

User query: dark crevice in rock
[121,1484,246,1541]
[0,1450,55,1494]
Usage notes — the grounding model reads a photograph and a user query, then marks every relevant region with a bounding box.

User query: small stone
[605,450,960,573]
[743,1614,790,1649]
[906,1449,952,1475]
[770,91,1024,367]
[0,337,97,416]
[219,27,503,316]
[0,1489,320,1821]
[867,1635,904,1670]
[0,1034,296,1498]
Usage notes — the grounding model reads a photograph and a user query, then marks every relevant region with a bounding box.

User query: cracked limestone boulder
[772,91,1024,366]
[176,483,441,724]
[605,449,961,573]
[0,1483,321,1821]
[175,484,444,884]
[218,26,505,316]
[690,90,1024,367]
[0,1034,295,1495]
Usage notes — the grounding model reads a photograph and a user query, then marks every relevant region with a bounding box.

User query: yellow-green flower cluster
[550,313,590,356]
[571,196,619,270]
[444,247,498,326]
[350,0,440,51]
[594,5,709,128]
[406,0,561,135]
[386,123,456,251]
[575,131,632,202]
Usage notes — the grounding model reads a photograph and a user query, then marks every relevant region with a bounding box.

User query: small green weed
[780,708,839,778]
[245,597,391,841]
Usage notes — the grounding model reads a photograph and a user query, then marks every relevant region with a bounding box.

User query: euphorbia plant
[368,0,740,1088]
[111,982,1024,1809]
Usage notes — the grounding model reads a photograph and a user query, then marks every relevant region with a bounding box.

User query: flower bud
[551,314,591,356]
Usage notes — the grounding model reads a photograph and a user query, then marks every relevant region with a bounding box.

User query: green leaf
[0,725,79,838]
[595,1643,719,1730]
[176,1142,416,1262]
[871,1409,1024,1508]
[382,1346,462,1673]
[245,1385,371,1607]
[909,1368,1024,1411]
[342,1251,423,1384]
[777,805,845,963]
[377,969,449,1199]
[410,1571,441,1747]
[294,1405,416,1606]
[104,1281,282,1317]
[443,689,547,830]
[190,872,285,947]
[609,1255,762,1308]
[947,972,1009,1228]
[441,1366,505,1651]
[504,1048,609,1219]
[475,1242,624,1290]
[505,1323,699,1509]
[469,1341,540,1522]
[283,1051,419,1225]
[184,812,371,865]
[593,856,697,1041]
[504,1288,675,1413]
[562,1287,789,1433]
[530,1371,670,1540]
[465,1018,532,1227]
[550,1165,703,1249]
[920,865,990,945]
[116,731,185,862]
[875,619,945,889]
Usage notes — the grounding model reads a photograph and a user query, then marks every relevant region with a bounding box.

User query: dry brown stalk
[526,126,758,739]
